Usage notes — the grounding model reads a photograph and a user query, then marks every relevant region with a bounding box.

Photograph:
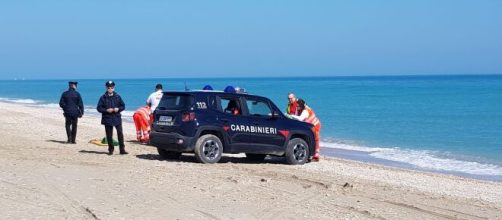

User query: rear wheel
[157,148,181,160]
[285,138,309,165]
[194,134,223,164]
[245,153,266,162]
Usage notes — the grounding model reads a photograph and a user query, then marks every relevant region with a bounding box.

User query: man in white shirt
[146,84,163,114]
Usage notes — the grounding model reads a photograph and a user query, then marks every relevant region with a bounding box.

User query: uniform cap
[105,80,115,87]
[68,81,78,85]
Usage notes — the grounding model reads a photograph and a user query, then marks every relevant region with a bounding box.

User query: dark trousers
[105,124,125,150]
[65,116,78,143]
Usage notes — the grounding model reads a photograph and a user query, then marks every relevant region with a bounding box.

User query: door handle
[220,118,229,123]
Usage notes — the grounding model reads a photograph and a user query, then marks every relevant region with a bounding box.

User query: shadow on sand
[79,150,109,155]
[135,153,286,164]
[46,139,69,144]
[125,140,150,145]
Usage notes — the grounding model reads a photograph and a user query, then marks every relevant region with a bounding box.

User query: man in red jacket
[286,92,299,115]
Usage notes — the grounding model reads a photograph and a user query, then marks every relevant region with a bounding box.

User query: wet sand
[1,102,501,219]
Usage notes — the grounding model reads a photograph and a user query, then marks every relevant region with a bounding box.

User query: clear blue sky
[1,0,501,79]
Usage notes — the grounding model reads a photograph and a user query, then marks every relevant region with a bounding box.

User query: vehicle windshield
[157,94,193,110]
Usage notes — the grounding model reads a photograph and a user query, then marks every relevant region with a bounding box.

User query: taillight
[182,112,196,122]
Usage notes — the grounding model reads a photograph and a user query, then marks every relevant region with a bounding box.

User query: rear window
[157,94,193,110]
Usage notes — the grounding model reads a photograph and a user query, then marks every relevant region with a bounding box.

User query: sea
[1,75,501,181]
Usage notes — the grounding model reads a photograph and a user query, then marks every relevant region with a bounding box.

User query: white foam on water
[85,108,98,114]
[321,141,502,176]
[38,103,97,113]
[371,149,502,176]
[121,110,135,117]
[38,103,60,108]
[3,100,101,117]
[322,141,390,153]
[74,107,134,118]
[0,97,41,104]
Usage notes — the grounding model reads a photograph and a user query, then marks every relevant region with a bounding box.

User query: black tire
[194,134,223,164]
[157,148,182,160]
[245,153,266,162]
[285,138,309,165]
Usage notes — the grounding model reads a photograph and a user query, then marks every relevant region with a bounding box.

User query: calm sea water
[1,75,501,180]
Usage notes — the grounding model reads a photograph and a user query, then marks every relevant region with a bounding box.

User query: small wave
[80,108,134,117]
[321,140,389,153]
[122,110,135,117]
[320,140,502,176]
[371,149,502,176]
[85,108,98,113]
[38,103,60,108]
[0,97,41,104]
[37,103,98,112]
[81,108,134,118]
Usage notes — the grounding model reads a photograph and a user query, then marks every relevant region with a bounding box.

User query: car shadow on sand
[135,153,287,164]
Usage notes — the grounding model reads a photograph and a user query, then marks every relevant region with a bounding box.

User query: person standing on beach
[59,81,84,144]
[146,84,163,120]
[97,81,127,155]
[290,99,321,161]
[286,92,299,115]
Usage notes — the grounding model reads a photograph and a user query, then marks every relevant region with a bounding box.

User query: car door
[239,97,285,154]
[215,95,248,151]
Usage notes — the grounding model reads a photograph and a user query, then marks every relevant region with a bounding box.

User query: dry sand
[0,102,501,219]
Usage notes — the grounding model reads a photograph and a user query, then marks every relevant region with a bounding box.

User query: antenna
[184,81,189,91]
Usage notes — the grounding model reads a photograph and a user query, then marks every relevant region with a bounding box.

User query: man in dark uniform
[97,80,128,155]
[59,81,84,144]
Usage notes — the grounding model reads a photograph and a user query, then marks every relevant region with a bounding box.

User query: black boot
[119,146,128,155]
[108,146,114,155]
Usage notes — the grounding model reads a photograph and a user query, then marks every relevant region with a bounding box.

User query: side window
[208,96,217,109]
[246,99,272,117]
[219,97,242,116]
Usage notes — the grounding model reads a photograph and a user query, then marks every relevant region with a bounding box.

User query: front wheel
[285,138,309,165]
[194,134,223,164]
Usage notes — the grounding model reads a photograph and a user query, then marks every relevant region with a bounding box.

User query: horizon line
[1,73,502,81]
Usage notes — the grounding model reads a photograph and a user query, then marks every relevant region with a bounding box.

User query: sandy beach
[0,101,501,219]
